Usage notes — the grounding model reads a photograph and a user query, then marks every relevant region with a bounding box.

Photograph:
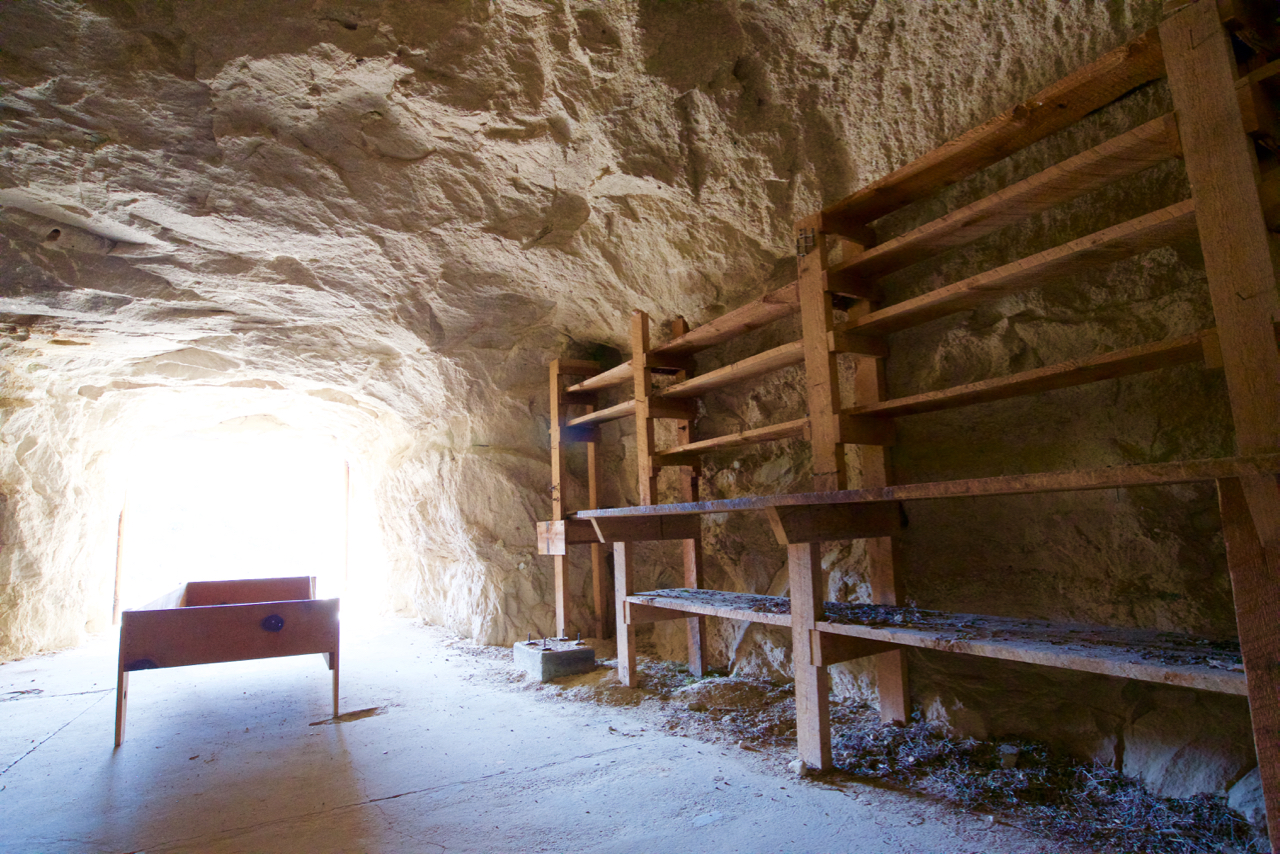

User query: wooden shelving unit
[540,1,1280,846]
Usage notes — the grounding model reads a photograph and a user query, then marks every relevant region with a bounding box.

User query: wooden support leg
[868,534,909,724]
[1220,477,1280,852]
[554,554,569,638]
[683,536,708,677]
[591,542,609,639]
[789,541,831,770]
[330,647,340,718]
[614,542,637,688]
[114,667,128,748]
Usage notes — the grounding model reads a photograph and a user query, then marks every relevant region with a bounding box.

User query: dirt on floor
[437,626,1264,854]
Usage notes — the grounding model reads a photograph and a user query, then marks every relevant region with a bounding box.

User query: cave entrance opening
[114,429,356,619]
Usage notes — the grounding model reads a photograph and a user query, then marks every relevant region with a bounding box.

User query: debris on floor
[445,629,1263,854]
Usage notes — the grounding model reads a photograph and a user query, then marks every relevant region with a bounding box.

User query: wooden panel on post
[797,215,846,492]
[536,519,600,556]
[589,515,700,544]
[847,235,910,726]
[1163,3,1280,848]
[614,542,637,688]
[588,439,610,639]
[631,311,658,505]
[766,503,901,544]
[812,631,901,667]
[671,317,708,677]
[789,541,831,770]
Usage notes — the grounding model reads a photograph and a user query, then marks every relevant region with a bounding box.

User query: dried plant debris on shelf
[639,587,792,615]
[820,602,1245,671]
[832,716,1258,854]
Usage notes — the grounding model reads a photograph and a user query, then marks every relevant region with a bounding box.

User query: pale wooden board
[843,199,1199,336]
[821,28,1166,232]
[623,590,1245,695]
[831,114,1181,280]
[120,598,339,670]
[577,454,1280,517]
[658,341,804,399]
[182,577,314,608]
[846,330,1208,419]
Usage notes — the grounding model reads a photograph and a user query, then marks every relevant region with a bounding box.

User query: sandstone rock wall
[0,0,1261,800]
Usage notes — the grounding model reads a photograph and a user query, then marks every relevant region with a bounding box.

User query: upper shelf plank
[841,199,1198,337]
[654,417,809,467]
[576,453,1280,518]
[656,282,801,357]
[659,341,804,399]
[847,329,1209,419]
[569,363,631,394]
[821,28,1167,236]
[831,114,1182,281]
[567,398,637,427]
[565,282,801,394]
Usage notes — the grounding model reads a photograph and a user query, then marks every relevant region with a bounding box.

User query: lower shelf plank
[623,589,1247,695]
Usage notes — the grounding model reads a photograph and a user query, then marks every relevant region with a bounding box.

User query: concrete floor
[0,617,1067,853]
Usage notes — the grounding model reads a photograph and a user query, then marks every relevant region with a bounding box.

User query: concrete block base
[513,639,596,682]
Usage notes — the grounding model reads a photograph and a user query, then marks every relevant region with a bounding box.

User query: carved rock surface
[0,0,1255,801]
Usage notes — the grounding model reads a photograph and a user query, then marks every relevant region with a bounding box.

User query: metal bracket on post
[796,227,816,258]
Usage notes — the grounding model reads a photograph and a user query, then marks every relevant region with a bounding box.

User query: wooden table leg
[789,541,831,770]
[614,542,637,688]
[114,667,128,747]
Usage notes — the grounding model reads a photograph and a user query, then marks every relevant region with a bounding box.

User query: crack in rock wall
[0,0,1263,808]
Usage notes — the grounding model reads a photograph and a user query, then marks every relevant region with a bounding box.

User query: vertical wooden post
[330,644,340,717]
[797,215,846,493]
[845,237,909,726]
[550,359,571,638]
[614,541,637,687]
[112,503,125,626]
[789,541,831,770]
[114,634,128,747]
[1162,2,1280,848]
[587,439,610,639]
[671,317,708,676]
[631,311,658,505]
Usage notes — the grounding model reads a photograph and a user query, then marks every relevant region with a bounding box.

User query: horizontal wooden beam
[567,362,630,394]
[829,329,889,358]
[838,413,896,446]
[820,27,1166,234]
[654,282,801,357]
[659,342,804,399]
[536,519,600,555]
[843,199,1198,336]
[812,631,900,667]
[653,417,809,467]
[625,601,690,625]
[577,453,1280,518]
[556,359,601,375]
[766,503,901,545]
[589,514,700,543]
[625,590,793,627]
[568,398,637,427]
[648,398,696,420]
[847,329,1210,419]
[830,114,1182,281]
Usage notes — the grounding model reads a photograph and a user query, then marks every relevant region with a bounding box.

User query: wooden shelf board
[568,363,631,394]
[831,114,1181,281]
[659,341,805,399]
[567,398,637,427]
[654,282,801,357]
[847,329,1209,419]
[820,28,1166,233]
[576,453,1280,518]
[841,199,1198,337]
[653,417,809,465]
[627,589,792,627]
[817,602,1245,695]
[623,591,1245,695]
